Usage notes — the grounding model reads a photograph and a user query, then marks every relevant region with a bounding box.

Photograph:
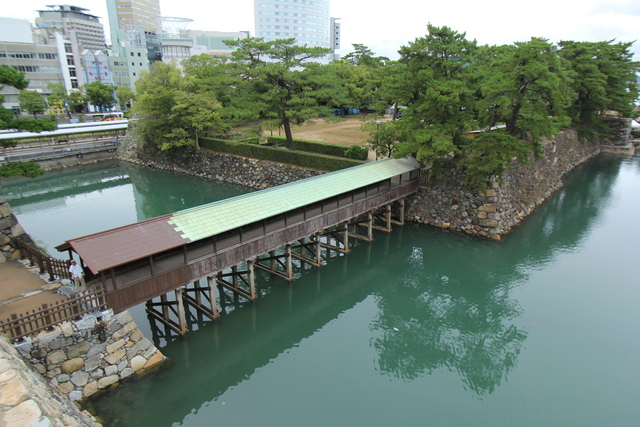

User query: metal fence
[0,140,120,165]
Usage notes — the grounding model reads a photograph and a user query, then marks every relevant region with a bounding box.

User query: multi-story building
[0,18,82,114]
[106,0,162,89]
[109,0,162,35]
[254,0,340,58]
[184,30,250,58]
[81,49,113,86]
[35,5,107,51]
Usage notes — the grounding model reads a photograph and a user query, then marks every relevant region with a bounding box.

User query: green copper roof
[167,157,420,242]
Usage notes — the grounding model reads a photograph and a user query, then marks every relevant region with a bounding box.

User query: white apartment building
[0,18,82,113]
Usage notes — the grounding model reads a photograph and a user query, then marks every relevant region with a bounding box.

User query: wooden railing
[17,239,72,282]
[0,288,107,342]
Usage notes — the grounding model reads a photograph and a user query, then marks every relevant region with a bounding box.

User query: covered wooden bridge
[56,157,420,334]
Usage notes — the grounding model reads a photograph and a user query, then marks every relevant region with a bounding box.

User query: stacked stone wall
[405,129,601,239]
[118,128,325,189]
[0,197,34,263]
[0,335,100,426]
[12,310,166,405]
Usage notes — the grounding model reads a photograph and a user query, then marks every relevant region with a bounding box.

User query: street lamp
[375,120,381,160]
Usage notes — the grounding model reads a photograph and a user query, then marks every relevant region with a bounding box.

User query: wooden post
[396,198,406,225]
[269,250,276,273]
[231,265,238,289]
[10,313,21,340]
[175,288,188,335]
[367,212,373,240]
[207,275,219,319]
[285,245,293,281]
[160,294,169,322]
[386,204,392,230]
[343,222,349,253]
[45,257,55,282]
[247,260,256,300]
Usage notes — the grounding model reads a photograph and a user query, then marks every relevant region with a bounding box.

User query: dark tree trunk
[282,114,295,150]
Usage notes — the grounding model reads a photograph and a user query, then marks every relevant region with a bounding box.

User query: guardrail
[0,139,120,165]
[17,239,71,282]
[0,288,107,341]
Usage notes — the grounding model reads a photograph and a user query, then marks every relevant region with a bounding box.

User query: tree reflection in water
[369,154,623,395]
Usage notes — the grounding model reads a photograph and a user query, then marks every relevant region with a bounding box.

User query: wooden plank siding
[100,176,419,313]
[105,265,189,313]
[187,181,418,282]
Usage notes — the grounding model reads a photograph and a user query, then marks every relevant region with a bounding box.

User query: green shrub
[199,138,364,171]
[632,130,640,139]
[266,136,369,160]
[0,161,46,178]
[344,145,369,160]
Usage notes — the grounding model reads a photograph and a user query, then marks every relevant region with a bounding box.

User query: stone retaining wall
[0,197,34,263]
[12,310,166,406]
[118,129,324,189]
[0,335,100,426]
[405,129,602,239]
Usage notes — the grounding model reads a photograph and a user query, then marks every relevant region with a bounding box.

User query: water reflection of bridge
[3,164,130,210]
[57,158,421,334]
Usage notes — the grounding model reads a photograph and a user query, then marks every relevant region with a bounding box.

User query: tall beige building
[110,0,162,35]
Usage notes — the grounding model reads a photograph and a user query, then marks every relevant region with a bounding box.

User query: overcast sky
[3,0,640,60]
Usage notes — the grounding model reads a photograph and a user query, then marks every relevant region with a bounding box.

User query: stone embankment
[0,335,100,426]
[118,130,324,189]
[118,121,632,240]
[13,310,166,405]
[0,197,34,263]
[405,129,602,239]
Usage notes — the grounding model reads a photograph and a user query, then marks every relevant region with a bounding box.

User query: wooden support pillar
[255,249,294,282]
[207,276,219,319]
[391,198,406,225]
[372,204,393,233]
[175,288,188,335]
[314,233,322,264]
[269,250,276,273]
[291,234,323,268]
[368,212,374,240]
[160,294,169,321]
[247,260,256,300]
[343,221,349,250]
[217,263,256,300]
[285,244,293,281]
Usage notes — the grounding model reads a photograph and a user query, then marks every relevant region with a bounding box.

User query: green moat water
[2,155,639,426]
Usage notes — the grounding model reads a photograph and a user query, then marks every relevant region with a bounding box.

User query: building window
[133,72,136,76]
[130,52,134,56]
[137,52,141,57]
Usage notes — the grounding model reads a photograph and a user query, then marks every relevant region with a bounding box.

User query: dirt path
[0,260,66,322]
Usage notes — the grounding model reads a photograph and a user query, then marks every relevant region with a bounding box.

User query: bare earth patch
[237,114,391,147]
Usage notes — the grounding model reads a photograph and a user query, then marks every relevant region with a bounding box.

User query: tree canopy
[222,37,332,149]
[18,90,48,118]
[84,81,116,112]
[0,65,57,133]
[127,30,638,186]
[133,61,228,151]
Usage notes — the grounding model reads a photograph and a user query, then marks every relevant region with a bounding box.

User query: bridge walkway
[56,157,421,334]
